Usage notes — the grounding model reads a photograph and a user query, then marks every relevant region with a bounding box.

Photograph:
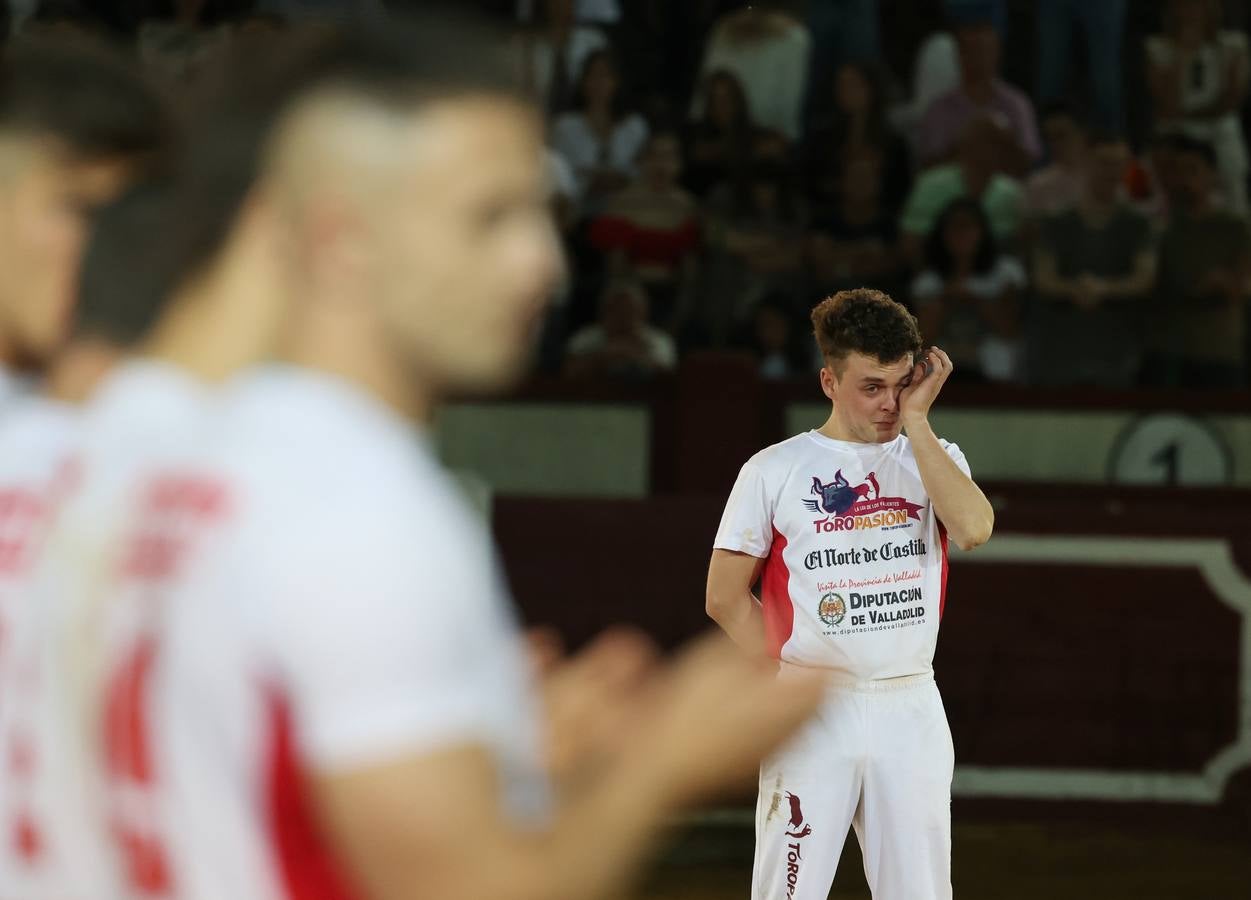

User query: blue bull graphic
[803,470,879,516]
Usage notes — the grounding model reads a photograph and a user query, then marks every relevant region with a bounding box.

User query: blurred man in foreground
[69,17,825,900]
[0,36,170,900]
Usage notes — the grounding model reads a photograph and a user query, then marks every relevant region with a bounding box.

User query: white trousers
[750,671,954,900]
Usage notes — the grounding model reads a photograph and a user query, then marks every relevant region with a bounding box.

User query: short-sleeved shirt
[918,80,1043,166]
[0,361,212,900]
[900,164,1024,242]
[1153,210,1251,364]
[714,430,970,681]
[95,365,545,900]
[551,111,649,204]
[1030,206,1155,386]
[0,366,32,417]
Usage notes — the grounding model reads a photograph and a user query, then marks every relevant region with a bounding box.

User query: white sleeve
[265,506,514,769]
[939,439,972,478]
[713,461,774,558]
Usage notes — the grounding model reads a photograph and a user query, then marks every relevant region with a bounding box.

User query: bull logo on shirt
[784,792,812,838]
[803,470,879,516]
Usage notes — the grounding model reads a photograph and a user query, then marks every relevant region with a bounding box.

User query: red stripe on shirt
[938,522,950,620]
[760,527,794,659]
[264,687,361,900]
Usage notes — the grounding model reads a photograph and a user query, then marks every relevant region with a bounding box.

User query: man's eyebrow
[860,376,886,384]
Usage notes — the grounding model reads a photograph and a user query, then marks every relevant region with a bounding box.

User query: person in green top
[899,114,1024,266]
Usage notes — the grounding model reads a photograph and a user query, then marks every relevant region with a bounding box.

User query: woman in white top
[911,198,1026,382]
[551,48,649,217]
[1146,0,1250,212]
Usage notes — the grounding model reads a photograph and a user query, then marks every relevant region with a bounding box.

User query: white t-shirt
[0,360,212,900]
[0,397,80,900]
[693,12,812,140]
[0,365,33,417]
[714,430,970,681]
[551,111,649,205]
[96,365,544,900]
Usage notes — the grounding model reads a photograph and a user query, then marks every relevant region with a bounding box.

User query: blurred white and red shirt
[714,430,970,681]
[0,394,79,900]
[0,359,212,900]
[97,364,544,900]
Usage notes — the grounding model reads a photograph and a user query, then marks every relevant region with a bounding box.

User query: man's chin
[874,422,901,442]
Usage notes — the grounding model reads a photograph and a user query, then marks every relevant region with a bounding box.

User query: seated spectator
[1024,102,1089,218]
[700,161,808,346]
[918,12,1041,175]
[552,48,649,217]
[564,280,678,378]
[588,130,700,332]
[683,69,777,198]
[900,115,1025,264]
[807,151,901,294]
[746,295,813,380]
[1031,132,1156,387]
[514,0,608,115]
[1145,136,1250,387]
[1145,0,1249,213]
[692,3,812,142]
[911,198,1025,382]
[803,61,912,221]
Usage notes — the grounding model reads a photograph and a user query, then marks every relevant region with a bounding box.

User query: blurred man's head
[954,20,1001,85]
[811,289,923,444]
[0,36,169,373]
[1084,132,1130,206]
[598,281,648,338]
[1040,103,1086,169]
[250,19,563,400]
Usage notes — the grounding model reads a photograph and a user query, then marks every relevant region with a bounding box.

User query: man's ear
[819,364,838,402]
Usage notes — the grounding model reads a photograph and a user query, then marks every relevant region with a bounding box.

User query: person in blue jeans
[1036,0,1128,132]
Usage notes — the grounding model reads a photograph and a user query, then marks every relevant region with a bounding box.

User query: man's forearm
[479,751,676,900]
[904,419,994,551]
[708,592,766,655]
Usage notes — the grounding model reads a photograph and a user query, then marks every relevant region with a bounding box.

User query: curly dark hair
[810,288,922,372]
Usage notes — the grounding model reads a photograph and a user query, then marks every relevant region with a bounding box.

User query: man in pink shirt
[919,14,1042,176]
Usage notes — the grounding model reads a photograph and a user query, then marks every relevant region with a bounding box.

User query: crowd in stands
[3,0,1250,389]
[524,0,1251,390]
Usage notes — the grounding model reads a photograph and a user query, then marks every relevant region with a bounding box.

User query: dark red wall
[495,485,1251,799]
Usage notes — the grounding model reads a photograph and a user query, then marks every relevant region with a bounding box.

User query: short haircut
[0,34,170,162]
[74,178,180,345]
[810,289,923,373]
[76,13,522,344]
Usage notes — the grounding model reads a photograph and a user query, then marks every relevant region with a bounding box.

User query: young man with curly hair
[706,287,994,900]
